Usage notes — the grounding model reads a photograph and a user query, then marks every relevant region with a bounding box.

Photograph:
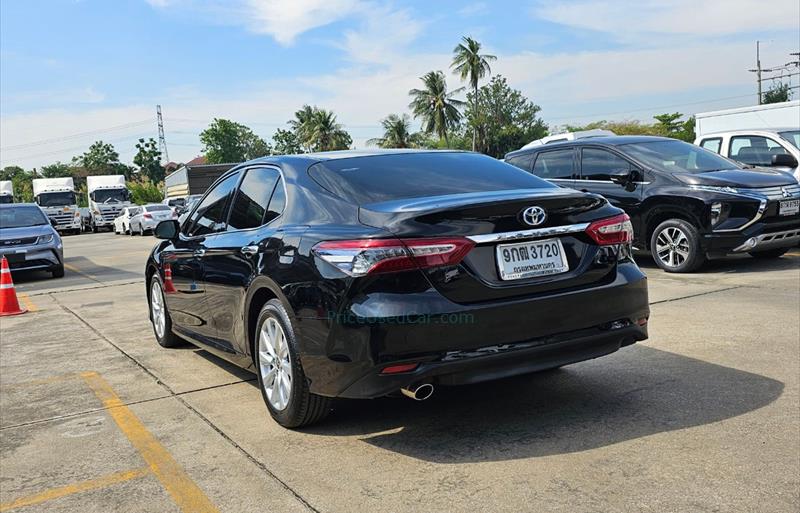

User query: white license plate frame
[779,199,799,216]
[495,238,569,281]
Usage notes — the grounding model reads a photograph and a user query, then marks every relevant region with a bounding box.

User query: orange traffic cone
[163,264,177,294]
[0,256,27,316]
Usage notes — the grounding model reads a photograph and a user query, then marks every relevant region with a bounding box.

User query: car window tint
[185,173,239,236]
[700,138,722,154]
[227,168,280,231]
[729,136,789,166]
[264,177,286,224]
[580,148,630,181]
[308,152,553,205]
[505,154,534,172]
[146,205,171,212]
[531,149,575,179]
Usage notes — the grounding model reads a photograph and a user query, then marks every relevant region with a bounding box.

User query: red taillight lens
[585,213,633,245]
[312,237,474,276]
[381,363,419,374]
[143,213,153,219]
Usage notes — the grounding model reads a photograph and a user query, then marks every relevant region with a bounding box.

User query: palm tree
[451,36,496,151]
[367,114,416,148]
[289,105,316,152]
[408,71,465,147]
[307,109,352,151]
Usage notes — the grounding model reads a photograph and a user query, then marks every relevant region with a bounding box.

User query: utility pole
[156,105,170,164]
[747,41,763,104]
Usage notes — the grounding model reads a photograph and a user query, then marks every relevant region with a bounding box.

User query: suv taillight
[312,237,475,277]
[585,213,633,245]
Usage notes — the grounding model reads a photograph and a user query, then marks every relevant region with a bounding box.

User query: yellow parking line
[80,372,220,513]
[63,263,98,281]
[0,468,149,512]
[15,293,37,312]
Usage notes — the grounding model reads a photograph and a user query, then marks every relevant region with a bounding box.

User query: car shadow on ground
[637,252,799,275]
[295,345,782,463]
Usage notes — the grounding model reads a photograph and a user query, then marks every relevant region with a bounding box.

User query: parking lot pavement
[1,232,798,512]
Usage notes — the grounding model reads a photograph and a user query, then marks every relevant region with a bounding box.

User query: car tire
[51,264,65,278]
[749,248,790,259]
[255,299,332,428]
[149,277,182,348]
[91,221,98,233]
[650,219,705,273]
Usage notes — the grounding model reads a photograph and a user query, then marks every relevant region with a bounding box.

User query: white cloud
[243,0,361,45]
[340,5,424,63]
[535,0,800,36]
[458,2,488,17]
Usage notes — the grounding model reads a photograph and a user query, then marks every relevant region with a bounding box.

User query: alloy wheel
[150,280,166,339]
[655,226,690,268]
[258,317,293,411]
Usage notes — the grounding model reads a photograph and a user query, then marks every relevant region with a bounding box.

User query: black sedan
[146,150,649,427]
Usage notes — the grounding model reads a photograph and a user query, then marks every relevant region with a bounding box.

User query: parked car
[695,129,799,182]
[129,204,175,235]
[146,150,650,428]
[163,197,186,215]
[0,203,64,278]
[505,136,800,272]
[113,206,141,235]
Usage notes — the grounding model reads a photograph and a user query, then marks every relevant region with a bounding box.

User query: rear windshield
[145,205,171,212]
[308,152,554,204]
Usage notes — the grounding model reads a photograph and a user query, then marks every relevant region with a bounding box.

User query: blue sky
[1,0,798,168]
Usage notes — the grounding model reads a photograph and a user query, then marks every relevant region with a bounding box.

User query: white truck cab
[0,181,13,204]
[86,175,132,232]
[695,129,800,182]
[32,177,82,233]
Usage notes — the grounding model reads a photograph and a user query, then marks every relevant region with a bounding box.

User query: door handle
[193,249,206,257]
[240,245,259,256]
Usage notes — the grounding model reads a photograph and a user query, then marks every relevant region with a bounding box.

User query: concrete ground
[1,232,798,513]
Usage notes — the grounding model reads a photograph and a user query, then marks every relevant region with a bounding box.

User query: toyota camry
[145,150,649,428]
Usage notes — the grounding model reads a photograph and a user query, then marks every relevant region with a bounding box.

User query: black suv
[505,136,800,272]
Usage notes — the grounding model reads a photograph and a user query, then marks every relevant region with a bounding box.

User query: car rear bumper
[297,262,649,398]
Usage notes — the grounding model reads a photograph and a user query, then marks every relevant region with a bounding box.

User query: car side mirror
[772,153,798,167]
[154,220,179,240]
[608,167,633,185]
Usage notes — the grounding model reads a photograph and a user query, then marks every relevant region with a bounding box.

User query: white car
[113,206,140,235]
[696,128,800,182]
[129,204,175,235]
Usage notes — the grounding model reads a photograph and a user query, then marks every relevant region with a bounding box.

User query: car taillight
[312,237,475,277]
[143,213,153,219]
[585,213,633,245]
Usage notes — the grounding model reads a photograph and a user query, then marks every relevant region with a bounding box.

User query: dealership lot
[1,233,798,513]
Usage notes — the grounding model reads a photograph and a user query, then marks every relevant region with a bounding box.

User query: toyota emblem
[521,206,547,226]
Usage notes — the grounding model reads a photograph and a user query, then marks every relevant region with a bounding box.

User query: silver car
[129,204,175,235]
[0,204,64,278]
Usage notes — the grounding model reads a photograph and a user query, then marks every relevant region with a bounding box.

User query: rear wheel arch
[245,279,295,361]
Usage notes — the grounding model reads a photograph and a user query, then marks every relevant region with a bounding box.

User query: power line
[0,119,153,151]
[0,133,152,166]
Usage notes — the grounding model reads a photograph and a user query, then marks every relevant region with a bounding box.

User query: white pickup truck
[695,101,800,182]
[32,177,82,234]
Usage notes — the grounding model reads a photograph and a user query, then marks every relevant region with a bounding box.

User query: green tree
[40,162,74,178]
[306,109,352,151]
[763,81,792,104]
[288,105,317,152]
[409,71,465,147]
[451,36,496,151]
[272,128,303,155]
[200,118,272,164]
[73,141,120,174]
[368,114,422,148]
[466,75,548,158]
[653,112,695,142]
[133,138,165,183]
[1,166,33,202]
[128,179,163,205]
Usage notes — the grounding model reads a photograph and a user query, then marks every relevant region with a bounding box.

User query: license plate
[779,199,799,216]
[5,253,25,264]
[496,238,569,280]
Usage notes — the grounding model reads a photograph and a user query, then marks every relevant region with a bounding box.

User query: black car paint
[505,136,800,256]
[147,151,649,399]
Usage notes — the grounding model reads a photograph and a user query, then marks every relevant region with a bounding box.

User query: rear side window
[505,154,534,172]
[146,205,170,212]
[264,178,286,224]
[531,149,575,179]
[308,152,553,205]
[185,173,239,237]
[227,167,280,231]
[580,148,630,181]
[699,138,722,154]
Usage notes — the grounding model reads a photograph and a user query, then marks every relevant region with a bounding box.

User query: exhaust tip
[401,383,434,401]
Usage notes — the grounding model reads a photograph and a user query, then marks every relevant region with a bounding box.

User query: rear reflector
[585,213,633,245]
[381,363,419,374]
[313,237,474,277]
